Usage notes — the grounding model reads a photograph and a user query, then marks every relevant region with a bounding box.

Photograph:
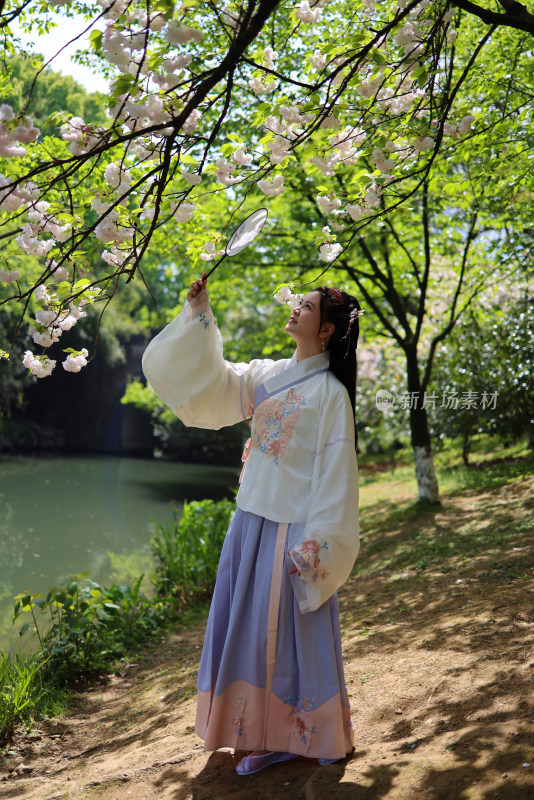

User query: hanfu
[142,292,360,760]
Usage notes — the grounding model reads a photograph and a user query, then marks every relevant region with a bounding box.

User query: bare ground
[1,473,533,800]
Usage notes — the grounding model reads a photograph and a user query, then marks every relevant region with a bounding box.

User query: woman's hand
[187,274,208,309]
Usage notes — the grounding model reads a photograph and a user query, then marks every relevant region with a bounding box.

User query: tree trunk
[462,428,472,466]
[405,344,440,504]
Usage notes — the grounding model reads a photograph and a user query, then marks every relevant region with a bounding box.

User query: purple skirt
[195,507,353,759]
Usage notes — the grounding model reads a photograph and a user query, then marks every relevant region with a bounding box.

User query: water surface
[0,455,238,648]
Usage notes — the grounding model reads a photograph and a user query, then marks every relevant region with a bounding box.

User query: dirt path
[2,475,534,800]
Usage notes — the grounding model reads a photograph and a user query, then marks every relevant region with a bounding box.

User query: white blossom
[265,135,291,165]
[316,195,341,215]
[364,183,383,207]
[310,50,327,70]
[92,194,111,214]
[22,351,56,378]
[98,0,128,19]
[274,285,303,306]
[320,114,340,129]
[35,309,57,327]
[309,156,335,177]
[182,109,202,134]
[46,261,70,281]
[295,1,321,23]
[173,202,196,223]
[264,46,278,70]
[95,210,133,243]
[33,284,50,303]
[102,247,130,267]
[231,146,253,166]
[57,313,78,331]
[457,114,475,133]
[257,174,285,196]
[346,204,363,221]
[250,76,277,95]
[413,136,434,152]
[63,349,89,373]
[222,7,240,29]
[215,158,241,185]
[0,104,14,122]
[199,241,224,262]
[0,268,19,283]
[16,224,55,257]
[104,162,132,191]
[163,22,203,45]
[29,324,62,347]
[319,242,343,262]
[182,169,202,185]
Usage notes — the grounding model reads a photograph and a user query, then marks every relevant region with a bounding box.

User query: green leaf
[371,51,387,67]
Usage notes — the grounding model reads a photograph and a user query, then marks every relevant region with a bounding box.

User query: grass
[0,647,70,741]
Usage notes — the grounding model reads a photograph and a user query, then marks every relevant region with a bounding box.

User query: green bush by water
[152,498,234,607]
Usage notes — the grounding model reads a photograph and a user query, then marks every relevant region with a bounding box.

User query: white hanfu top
[142,292,360,613]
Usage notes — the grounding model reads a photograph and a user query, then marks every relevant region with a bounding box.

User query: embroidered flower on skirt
[285,693,316,744]
[233,693,250,736]
[252,387,306,465]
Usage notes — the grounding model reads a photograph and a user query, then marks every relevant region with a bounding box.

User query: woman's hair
[317,286,361,435]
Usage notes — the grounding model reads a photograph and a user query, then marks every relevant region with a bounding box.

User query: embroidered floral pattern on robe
[296,539,329,583]
[252,387,306,465]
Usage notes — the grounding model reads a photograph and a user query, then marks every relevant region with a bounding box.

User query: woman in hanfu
[142,277,362,776]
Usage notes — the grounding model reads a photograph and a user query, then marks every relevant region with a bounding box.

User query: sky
[12,17,109,94]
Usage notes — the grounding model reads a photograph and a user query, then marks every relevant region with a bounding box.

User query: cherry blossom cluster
[0,104,40,158]
[273,285,304,307]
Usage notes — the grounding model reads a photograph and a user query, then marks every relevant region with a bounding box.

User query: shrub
[12,575,167,687]
[152,498,234,608]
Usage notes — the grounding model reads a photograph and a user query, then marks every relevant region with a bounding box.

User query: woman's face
[285,291,323,345]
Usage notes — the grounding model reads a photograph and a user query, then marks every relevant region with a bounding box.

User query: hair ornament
[340,306,364,357]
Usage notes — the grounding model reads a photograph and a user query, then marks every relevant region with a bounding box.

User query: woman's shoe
[236,751,298,775]
[318,757,343,765]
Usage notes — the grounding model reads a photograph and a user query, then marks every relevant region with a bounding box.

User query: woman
[142,277,362,775]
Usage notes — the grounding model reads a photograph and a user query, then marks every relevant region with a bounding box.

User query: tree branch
[452,0,534,35]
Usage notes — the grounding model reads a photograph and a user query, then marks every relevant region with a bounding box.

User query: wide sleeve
[287,383,360,613]
[142,291,282,430]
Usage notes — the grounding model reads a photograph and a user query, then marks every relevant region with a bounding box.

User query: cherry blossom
[231,146,253,166]
[316,195,341,215]
[413,136,435,152]
[257,174,285,196]
[173,202,196,223]
[0,268,19,283]
[22,351,56,378]
[63,348,89,373]
[163,22,203,45]
[295,1,321,24]
[319,242,343,262]
[250,76,277,95]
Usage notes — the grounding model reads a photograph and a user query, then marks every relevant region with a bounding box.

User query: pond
[0,455,239,649]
